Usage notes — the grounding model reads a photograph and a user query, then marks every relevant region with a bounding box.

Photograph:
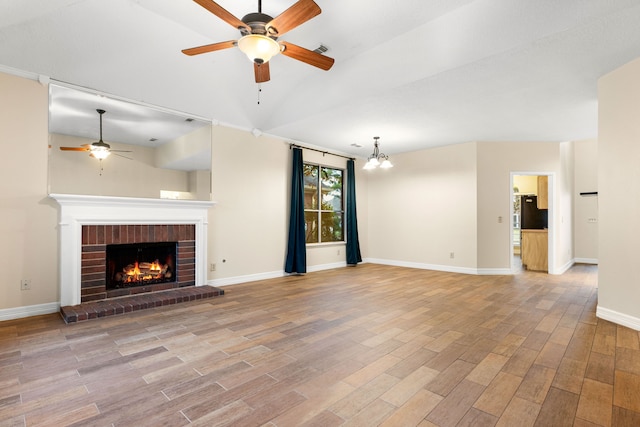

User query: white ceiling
[2,0,640,157]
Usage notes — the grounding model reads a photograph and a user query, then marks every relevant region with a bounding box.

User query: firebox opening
[106,242,177,290]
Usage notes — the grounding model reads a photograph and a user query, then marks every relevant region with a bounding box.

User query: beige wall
[207,126,368,285]
[0,72,58,314]
[208,126,289,282]
[573,139,598,262]
[598,57,640,328]
[476,141,572,273]
[366,142,479,272]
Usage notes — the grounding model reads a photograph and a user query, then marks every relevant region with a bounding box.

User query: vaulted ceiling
[2,0,640,157]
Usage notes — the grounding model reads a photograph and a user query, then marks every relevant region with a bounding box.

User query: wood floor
[1,263,639,426]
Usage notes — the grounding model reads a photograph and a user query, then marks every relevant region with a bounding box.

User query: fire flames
[120,260,171,284]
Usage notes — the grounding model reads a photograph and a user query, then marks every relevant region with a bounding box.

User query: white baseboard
[0,302,60,322]
[204,255,595,289]
[209,270,285,287]
[597,306,640,331]
[478,268,513,275]
[307,261,348,272]
[208,262,350,287]
[364,258,484,275]
[574,258,598,264]
[551,259,575,275]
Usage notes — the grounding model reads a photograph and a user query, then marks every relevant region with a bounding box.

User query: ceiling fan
[182,0,335,83]
[59,109,131,160]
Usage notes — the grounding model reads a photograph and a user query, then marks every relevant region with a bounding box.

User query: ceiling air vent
[313,45,328,54]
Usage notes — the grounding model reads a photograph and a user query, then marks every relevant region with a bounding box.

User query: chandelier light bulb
[380,159,393,169]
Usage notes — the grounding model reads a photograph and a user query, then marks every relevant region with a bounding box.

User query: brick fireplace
[81,224,195,302]
[51,194,215,306]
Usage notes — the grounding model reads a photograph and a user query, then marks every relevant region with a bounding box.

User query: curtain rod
[289,143,355,161]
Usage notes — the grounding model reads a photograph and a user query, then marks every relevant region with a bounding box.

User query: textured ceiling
[2,0,640,157]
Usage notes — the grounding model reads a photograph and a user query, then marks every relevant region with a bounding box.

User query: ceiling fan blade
[110,150,133,153]
[192,0,249,32]
[254,62,271,83]
[182,40,236,56]
[266,0,321,37]
[60,147,89,151]
[280,42,334,70]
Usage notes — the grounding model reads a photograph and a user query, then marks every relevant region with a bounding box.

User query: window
[303,163,344,244]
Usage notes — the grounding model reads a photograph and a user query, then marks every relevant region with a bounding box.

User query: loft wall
[49,133,192,199]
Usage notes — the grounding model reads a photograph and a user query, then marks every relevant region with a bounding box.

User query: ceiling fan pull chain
[257,83,262,105]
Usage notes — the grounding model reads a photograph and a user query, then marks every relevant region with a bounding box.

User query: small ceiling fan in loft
[182,0,335,83]
[59,109,132,161]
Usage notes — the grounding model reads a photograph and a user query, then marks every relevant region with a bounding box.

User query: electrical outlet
[337,249,340,255]
[450,252,455,259]
[210,263,216,272]
[21,279,31,290]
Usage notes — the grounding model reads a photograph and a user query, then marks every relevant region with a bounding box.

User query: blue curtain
[346,159,362,265]
[285,147,307,273]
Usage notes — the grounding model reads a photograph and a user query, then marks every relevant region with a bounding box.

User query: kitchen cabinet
[537,176,548,209]
[521,229,548,272]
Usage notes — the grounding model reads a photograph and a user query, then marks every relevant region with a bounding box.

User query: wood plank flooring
[1,263,639,426]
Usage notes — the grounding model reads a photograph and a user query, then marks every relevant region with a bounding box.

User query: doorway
[511,173,553,273]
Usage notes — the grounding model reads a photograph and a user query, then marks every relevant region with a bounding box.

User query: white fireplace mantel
[50,193,216,306]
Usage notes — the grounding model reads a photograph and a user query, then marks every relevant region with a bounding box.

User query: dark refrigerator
[520,195,548,229]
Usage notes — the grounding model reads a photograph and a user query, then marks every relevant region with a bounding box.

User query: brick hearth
[60,285,224,323]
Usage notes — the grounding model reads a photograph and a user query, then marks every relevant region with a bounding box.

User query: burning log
[119,260,172,284]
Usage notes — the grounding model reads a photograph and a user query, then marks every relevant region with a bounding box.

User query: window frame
[303,162,345,245]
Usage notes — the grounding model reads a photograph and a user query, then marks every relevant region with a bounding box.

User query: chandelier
[363,137,393,170]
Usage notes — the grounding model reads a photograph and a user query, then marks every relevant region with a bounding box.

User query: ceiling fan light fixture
[90,147,110,160]
[90,110,111,160]
[237,34,280,64]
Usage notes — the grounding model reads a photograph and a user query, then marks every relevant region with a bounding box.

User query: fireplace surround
[51,194,215,306]
[82,225,192,301]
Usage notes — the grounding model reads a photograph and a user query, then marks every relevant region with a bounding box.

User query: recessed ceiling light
[149,138,158,142]
[350,143,362,148]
